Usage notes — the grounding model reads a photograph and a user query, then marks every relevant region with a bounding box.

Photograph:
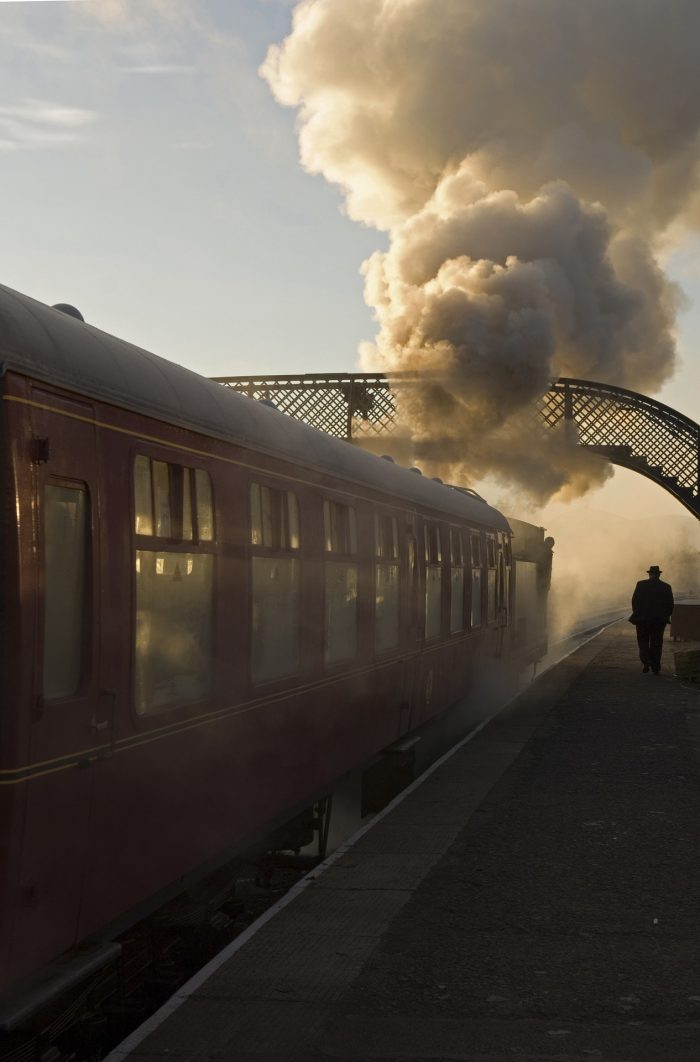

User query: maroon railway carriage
[0,284,547,1023]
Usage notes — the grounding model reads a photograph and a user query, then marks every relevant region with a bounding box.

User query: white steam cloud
[263,0,699,501]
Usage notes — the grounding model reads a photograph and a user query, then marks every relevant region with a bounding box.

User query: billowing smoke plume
[263,0,699,501]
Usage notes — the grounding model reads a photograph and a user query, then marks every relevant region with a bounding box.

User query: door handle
[93,688,117,759]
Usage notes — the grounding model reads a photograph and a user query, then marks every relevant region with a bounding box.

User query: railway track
[1,861,309,1062]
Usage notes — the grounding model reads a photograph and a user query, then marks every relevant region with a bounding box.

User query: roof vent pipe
[52,303,84,322]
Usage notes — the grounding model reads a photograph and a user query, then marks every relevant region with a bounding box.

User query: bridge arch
[213,373,700,519]
[542,379,699,519]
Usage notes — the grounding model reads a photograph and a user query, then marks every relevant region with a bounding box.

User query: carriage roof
[0,283,510,532]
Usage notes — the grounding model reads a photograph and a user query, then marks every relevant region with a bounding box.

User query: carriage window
[425,523,442,564]
[134,456,214,543]
[134,456,153,536]
[324,499,357,555]
[324,500,358,664]
[196,469,214,541]
[135,552,214,714]
[487,535,497,568]
[487,534,497,623]
[425,522,442,639]
[134,456,215,714]
[450,528,465,634]
[501,535,511,620]
[182,472,193,541]
[471,532,482,629]
[375,513,399,652]
[153,461,172,537]
[43,484,89,699]
[250,483,300,550]
[250,483,301,683]
[375,514,399,559]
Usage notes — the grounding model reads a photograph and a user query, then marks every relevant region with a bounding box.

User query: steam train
[0,283,550,1031]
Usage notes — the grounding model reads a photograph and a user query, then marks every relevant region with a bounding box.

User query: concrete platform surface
[113,624,700,1062]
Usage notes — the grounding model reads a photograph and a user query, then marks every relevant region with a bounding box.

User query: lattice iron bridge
[213,373,700,519]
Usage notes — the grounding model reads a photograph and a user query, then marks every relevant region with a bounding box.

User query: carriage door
[16,389,101,967]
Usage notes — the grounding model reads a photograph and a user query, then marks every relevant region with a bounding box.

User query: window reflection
[324,500,358,664]
[250,482,302,683]
[44,484,88,699]
[135,551,213,714]
[133,455,216,713]
[375,513,400,652]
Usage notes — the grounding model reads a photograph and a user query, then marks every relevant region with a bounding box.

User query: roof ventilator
[52,303,84,322]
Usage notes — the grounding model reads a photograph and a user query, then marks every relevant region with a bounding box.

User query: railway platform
[109,622,700,1062]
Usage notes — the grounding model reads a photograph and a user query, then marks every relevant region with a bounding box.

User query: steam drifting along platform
[109,623,700,1062]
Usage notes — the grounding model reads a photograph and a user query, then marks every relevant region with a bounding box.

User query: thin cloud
[120,64,195,74]
[75,0,194,29]
[0,20,71,60]
[14,39,72,60]
[0,98,96,149]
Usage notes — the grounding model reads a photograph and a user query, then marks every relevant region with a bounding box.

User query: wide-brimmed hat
[647,565,662,575]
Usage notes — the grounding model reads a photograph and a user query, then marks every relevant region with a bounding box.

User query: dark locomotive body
[0,284,548,1020]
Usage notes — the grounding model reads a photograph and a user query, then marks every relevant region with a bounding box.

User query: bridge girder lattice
[213,373,700,519]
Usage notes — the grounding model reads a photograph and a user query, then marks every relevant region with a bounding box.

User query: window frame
[131,448,218,718]
[250,480,301,554]
[424,519,443,641]
[486,533,498,624]
[374,511,401,655]
[449,526,466,635]
[323,496,359,668]
[41,475,93,703]
[249,478,303,686]
[134,452,216,551]
[323,498,358,559]
[470,529,483,630]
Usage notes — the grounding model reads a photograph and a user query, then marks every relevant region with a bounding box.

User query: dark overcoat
[631,578,674,625]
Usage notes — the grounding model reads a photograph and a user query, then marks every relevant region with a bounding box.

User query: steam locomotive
[0,283,550,1032]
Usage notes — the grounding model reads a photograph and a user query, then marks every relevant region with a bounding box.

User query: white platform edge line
[103,623,610,1060]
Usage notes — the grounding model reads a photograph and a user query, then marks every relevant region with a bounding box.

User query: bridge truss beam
[213,373,700,519]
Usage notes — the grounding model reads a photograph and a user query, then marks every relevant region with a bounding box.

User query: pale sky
[0,0,384,374]
[1,0,699,534]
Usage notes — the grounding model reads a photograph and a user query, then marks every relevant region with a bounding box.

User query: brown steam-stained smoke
[263,0,700,502]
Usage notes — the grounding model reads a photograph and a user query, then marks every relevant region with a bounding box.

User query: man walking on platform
[631,565,674,674]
